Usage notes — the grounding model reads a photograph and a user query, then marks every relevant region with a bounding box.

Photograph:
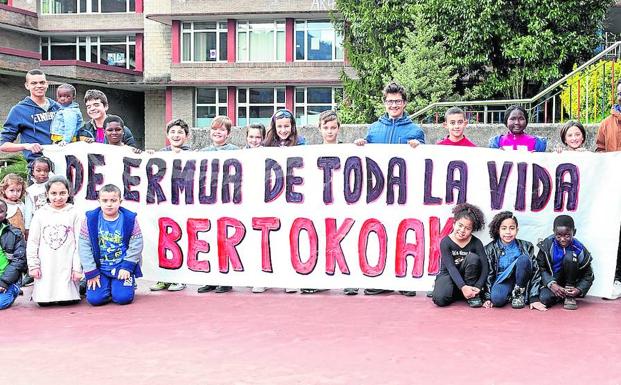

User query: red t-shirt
[436,136,476,147]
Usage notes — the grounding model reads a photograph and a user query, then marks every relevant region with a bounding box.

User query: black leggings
[37,300,80,307]
[432,252,485,307]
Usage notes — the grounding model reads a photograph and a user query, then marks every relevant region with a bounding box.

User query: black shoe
[399,290,417,297]
[79,280,87,296]
[215,285,232,293]
[426,290,433,298]
[467,296,483,308]
[364,289,393,295]
[344,288,359,295]
[18,288,23,296]
[197,285,217,293]
[301,288,319,294]
[21,274,34,287]
[511,286,526,309]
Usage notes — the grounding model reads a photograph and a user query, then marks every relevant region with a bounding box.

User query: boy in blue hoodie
[354,81,425,148]
[79,184,143,306]
[354,81,425,296]
[50,83,83,144]
[0,69,60,161]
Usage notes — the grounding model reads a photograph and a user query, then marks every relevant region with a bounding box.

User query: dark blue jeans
[490,253,531,307]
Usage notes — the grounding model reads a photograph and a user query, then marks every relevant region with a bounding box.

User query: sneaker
[21,274,34,287]
[563,296,578,310]
[511,286,526,309]
[399,290,417,297]
[167,283,186,291]
[364,289,393,295]
[252,287,267,293]
[150,281,171,291]
[215,285,232,293]
[79,280,87,296]
[344,288,359,295]
[197,285,217,293]
[284,288,298,293]
[467,296,483,308]
[426,291,433,298]
[301,288,319,294]
[611,280,621,299]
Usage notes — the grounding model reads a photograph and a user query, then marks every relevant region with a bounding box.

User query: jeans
[86,273,135,306]
[0,283,20,310]
[490,253,531,307]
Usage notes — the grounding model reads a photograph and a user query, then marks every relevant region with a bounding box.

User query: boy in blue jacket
[0,69,60,161]
[354,81,425,148]
[354,81,425,296]
[50,83,83,144]
[0,200,27,310]
[79,184,143,306]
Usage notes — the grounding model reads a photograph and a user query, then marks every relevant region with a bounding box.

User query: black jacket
[77,119,136,147]
[536,236,593,297]
[484,239,542,303]
[0,221,27,290]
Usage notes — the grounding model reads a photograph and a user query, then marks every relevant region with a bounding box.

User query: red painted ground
[2,283,621,385]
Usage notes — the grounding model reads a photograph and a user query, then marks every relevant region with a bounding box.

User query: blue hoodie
[1,97,60,161]
[364,112,426,144]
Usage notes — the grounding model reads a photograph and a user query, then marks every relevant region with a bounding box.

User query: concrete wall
[143,1,171,82]
[144,89,166,150]
[188,123,603,152]
[37,13,143,32]
[11,0,37,13]
[0,28,39,52]
[0,74,28,124]
[171,0,336,14]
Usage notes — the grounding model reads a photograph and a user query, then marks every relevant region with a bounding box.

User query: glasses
[273,109,293,119]
[384,99,404,106]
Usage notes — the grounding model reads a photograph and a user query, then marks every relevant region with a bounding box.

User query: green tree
[334,0,417,123]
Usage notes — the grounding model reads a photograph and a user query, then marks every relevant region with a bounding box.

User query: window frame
[236,20,286,63]
[181,21,228,63]
[294,20,343,62]
[195,87,229,128]
[294,86,342,126]
[41,0,135,14]
[237,87,286,126]
[41,35,137,70]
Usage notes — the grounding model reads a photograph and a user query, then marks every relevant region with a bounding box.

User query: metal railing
[413,41,621,124]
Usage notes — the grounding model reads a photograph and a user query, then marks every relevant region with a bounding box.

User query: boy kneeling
[536,215,593,310]
[79,184,143,306]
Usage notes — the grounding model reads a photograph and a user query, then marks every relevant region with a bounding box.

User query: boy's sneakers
[21,274,34,287]
[467,296,483,308]
[215,285,232,293]
[197,285,217,293]
[364,289,393,295]
[167,283,186,291]
[343,288,359,295]
[399,290,417,297]
[252,287,267,293]
[511,286,526,309]
[611,280,621,299]
[284,288,298,293]
[150,281,170,291]
[563,296,578,310]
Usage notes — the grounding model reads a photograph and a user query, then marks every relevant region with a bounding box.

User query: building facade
[0,0,354,149]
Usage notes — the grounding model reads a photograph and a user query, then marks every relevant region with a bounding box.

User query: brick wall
[143,1,171,81]
[0,29,39,52]
[171,62,354,83]
[38,13,143,31]
[0,6,38,29]
[0,53,40,74]
[172,0,336,14]
[11,0,37,12]
[0,74,29,124]
[144,89,166,150]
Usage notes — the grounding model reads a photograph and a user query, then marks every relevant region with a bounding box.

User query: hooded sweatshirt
[364,112,426,144]
[1,97,60,161]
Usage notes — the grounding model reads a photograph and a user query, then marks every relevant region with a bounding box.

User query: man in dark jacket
[0,200,27,310]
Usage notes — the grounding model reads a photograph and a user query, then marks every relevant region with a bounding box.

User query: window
[237,21,285,62]
[295,87,342,125]
[41,35,137,70]
[295,20,343,61]
[196,88,228,128]
[237,88,285,126]
[181,22,228,62]
[41,0,135,14]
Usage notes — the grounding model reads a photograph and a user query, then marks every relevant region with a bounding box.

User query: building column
[285,18,294,63]
[165,86,173,145]
[285,86,294,113]
[227,19,236,63]
[135,0,143,13]
[135,33,143,72]
[172,20,180,64]
[228,86,237,126]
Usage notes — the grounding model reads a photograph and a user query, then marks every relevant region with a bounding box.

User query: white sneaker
[284,288,298,293]
[167,283,186,291]
[611,280,621,299]
[252,287,267,293]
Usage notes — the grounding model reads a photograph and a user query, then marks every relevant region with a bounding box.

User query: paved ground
[2,282,621,385]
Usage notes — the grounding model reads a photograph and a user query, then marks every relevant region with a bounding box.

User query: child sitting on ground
[536,215,593,310]
[50,83,83,144]
[431,203,488,308]
[79,184,143,306]
[437,107,476,147]
[0,200,27,310]
[483,211,545,311]
[489,105,547,152]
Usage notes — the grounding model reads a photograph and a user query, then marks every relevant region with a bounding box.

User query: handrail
[412,41,621,118]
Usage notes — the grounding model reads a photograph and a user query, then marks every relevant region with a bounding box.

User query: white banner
[44,142,621,297]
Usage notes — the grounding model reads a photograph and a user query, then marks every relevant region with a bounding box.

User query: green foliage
[335,0,613,121]
[0,153,28,182]
[559,60,621,123]
[391,12,458,113]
